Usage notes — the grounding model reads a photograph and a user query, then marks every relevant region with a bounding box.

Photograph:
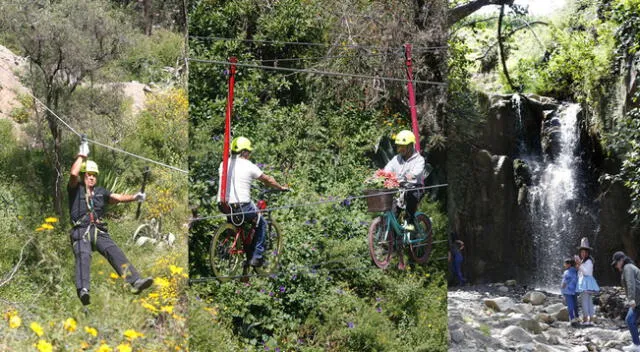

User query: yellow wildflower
[110,272,119,279]
[63,317,77,332]
[41,223,54,230]
[141,302,157,312]
[80,341,90,349]
[154,277,170,288]
[44,217,58,223]
[9,314,21,328]
[169,265,183,275]
[160,305,174,314]
[35,339,53,352]
[123,329,144,341]
[84,326,98,337]
[116,344,132,352]
[97,343,112,352]
[36,227,45,232]
[30,321,44,336]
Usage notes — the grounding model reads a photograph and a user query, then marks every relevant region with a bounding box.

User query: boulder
[501,326,534,343]
[485,297,516,312]
[524,291,547,305]
[505,280,518,286]
[519,319,543,334]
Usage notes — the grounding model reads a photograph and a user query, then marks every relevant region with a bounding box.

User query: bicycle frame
[380,210,428,246]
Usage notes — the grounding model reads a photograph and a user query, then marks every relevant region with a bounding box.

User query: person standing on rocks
[575,237,600,326]
[448,231,465,286]
[611,251,640,352]
[561,257,579,327]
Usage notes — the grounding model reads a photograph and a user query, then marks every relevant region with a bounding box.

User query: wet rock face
[448,92,635,286]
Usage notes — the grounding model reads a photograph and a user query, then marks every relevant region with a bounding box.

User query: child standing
[576,237,600,326]
[561,257,579,327]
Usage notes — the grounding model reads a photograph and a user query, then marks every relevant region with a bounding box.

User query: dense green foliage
[189,0,449,350]
[0,1,189,350]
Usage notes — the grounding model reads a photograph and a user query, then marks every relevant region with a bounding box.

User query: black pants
[70,225,140,292]
[405,189,423,222]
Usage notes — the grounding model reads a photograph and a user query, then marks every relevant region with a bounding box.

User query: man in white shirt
[383,130,425,229]
[216,136,288,267]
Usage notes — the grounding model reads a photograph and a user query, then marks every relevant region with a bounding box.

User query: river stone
[505,280,517,286]
[501,326,534,343]
[519,319,543,334]
[498,286,509,293]
[545,303,566,314]
[524,291,547,305]
[547,335,560,345]
[553,307,569,321]
[534,343,564,352]
[450,328,465,343]
[536,313,555,324]
[485,297,516,312]
[516,303,535,314]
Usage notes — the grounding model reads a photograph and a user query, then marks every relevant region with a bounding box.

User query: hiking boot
[130,277,154,294]
[78,288,90,306]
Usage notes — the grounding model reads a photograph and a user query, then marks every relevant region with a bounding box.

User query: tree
[0,0,130,215]
[447,0,514,26]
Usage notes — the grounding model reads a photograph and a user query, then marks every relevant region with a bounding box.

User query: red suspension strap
[220,57,238,206]
[404,44,421,153]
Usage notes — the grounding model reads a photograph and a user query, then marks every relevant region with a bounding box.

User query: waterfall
[527,103,582,292]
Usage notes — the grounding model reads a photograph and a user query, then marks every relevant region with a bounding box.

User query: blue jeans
[453,252,465,285]
[627,307,640,345]
[238,203,266,261]
[563,294,578,320]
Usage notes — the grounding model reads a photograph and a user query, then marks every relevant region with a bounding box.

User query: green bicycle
[367,189,433,269]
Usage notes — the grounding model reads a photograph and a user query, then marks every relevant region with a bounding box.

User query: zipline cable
[190,184,449,222]
[188,58,446,86]
[189,35,448,52]
[0,65,188,174]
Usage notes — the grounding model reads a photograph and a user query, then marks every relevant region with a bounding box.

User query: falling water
[527,104,582,292]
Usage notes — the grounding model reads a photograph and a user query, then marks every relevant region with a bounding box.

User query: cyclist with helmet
[68,138,153,306]
[216,136,288,268]
[384,130,425,231]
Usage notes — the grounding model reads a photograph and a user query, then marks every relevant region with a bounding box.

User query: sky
[475,0,568,17]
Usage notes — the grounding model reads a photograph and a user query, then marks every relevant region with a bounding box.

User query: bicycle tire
[261,219,283,275]
[408,214,433,264]
[210,224,244,282]
[133,224,154,244]
[368,216,393,269]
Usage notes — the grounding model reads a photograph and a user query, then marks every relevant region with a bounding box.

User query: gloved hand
[78,139,90,158]
[134,192,146,203]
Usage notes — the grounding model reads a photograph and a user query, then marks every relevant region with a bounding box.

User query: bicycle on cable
[366,187,433,270]
[132,217,176,247]
[210,188,288,282]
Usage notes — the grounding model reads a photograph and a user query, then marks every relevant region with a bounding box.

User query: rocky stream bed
[449,282,634,351]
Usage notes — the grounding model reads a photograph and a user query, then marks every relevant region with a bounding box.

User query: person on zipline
[216,136,288,268]
[384,130,426,231]
[69,138,153,306]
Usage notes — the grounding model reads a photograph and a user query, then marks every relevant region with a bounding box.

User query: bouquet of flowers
[364,169,400,189]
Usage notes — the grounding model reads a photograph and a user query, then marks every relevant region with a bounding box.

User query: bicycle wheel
[261,219,283,275]
[210,224,244,282]
[133,224,155,245]
[368,216,393,269]
[408,214,433,264]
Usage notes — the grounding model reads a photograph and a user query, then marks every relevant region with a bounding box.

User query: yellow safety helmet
[394,130,416,146]
[80,160,99,175]
[231,136,253,153]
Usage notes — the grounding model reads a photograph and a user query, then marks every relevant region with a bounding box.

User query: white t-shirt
[216,157,263,203]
